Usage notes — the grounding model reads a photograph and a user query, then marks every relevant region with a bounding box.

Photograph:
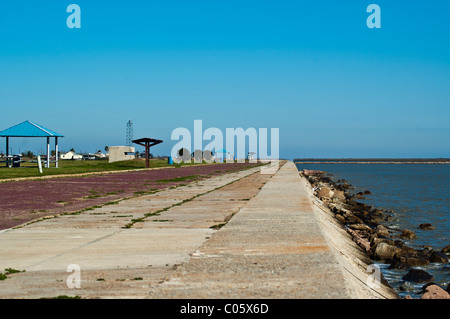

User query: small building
[108,146,135,163]
[60,151,75,160]
[60,151,83,160]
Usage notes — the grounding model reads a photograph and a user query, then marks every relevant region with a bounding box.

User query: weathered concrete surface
[0,165,267,298]
[150,161,398,299]
[0,161,398,299]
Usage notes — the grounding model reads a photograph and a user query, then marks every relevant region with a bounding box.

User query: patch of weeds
[4,268,24,274]
[96,278,105,281]
[156,175,199,183]
[113,215,133,218]
[85,194,102,199]
[133,189,158,196]
[48,295,82,299]
[210,223,226,230]
[132,277,143,281]
[151,219,172,222]
[123,217,145,228]
[144,211,162,218]
[103,200,120,206]
[0,268,26,280]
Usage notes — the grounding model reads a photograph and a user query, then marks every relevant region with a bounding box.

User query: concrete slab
[150,162,398,299]
[0,161,398,299]
[0,165,267,298]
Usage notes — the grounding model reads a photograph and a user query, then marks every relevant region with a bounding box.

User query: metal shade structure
[132,137,163,168]
[0,120,64,168]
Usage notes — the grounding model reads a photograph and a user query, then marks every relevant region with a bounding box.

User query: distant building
[82,153,97,160]
[95,151,107,159]
[60,151,83,160]
[108,146,135,163]
[60,151,75,160]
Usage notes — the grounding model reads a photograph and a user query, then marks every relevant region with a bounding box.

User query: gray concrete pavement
[0,165,268,298]
[150,161,398,299]
[0,161,398,299]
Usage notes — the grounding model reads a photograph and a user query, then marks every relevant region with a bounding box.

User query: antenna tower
[126,120,133,146]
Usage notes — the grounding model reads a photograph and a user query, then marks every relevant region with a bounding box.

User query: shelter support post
[145,145,150,168]
[132,137,163,169]
[5,137,9,167]
[46,137,50,168]
[55,137,59,168]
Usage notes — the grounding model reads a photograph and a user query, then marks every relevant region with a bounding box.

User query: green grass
[48,295,82,299]
[156,175,199,183]
[0,158,217,180]
[0,268,26,280]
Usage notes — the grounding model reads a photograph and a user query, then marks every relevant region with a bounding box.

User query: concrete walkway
[150,161,397,299]
[0,165,269,298]
[0,161,397,299]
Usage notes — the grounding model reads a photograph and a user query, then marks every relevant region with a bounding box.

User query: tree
[24,150,34,159]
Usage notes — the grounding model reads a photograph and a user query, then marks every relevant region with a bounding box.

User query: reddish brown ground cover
[0,163,260,230]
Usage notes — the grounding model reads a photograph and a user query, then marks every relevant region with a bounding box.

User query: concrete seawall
[151,161,398,299]
[0,161,398,299]
[298,165,399,299]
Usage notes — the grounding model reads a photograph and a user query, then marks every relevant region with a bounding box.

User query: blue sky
[1,1,449,159]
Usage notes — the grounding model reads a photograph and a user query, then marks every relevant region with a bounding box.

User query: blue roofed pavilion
[0,120,64,168]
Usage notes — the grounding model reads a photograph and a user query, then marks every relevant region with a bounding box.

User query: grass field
[0,158,217,180]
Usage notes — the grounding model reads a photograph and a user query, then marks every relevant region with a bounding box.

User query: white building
[60,151,82,160]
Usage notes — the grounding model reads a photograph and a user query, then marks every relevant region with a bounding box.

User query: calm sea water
[296,163,450,298]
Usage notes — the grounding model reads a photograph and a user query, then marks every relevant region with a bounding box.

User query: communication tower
[126,120,133,147]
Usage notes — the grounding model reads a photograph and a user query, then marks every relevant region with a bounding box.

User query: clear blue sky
[1,1,449,159]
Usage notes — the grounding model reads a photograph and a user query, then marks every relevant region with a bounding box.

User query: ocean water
[295,163,450,298]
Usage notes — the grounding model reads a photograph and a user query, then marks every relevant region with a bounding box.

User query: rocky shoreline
[300,169,450,299]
